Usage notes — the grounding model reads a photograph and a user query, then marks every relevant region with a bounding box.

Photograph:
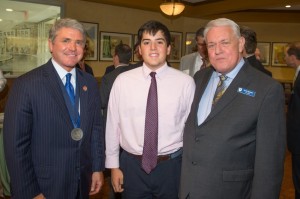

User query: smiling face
[139,30,171,71]
[48,27,85,71]
[206,26,245,74]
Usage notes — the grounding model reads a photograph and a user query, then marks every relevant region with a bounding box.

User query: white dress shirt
[105,63,195,168]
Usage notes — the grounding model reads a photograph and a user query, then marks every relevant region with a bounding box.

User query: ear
[48,39,53,53]
[167,44,171,55]
[238,36,245,53]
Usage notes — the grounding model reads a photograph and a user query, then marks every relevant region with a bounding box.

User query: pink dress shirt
[105,63,195,168]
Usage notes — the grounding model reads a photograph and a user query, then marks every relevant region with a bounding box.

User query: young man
[180,18,286,199]
[105,20,195,199]
[4,18,104,199]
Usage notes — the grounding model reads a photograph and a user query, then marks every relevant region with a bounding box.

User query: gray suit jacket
[4,60,105,198]
[180,52,199,76]
[180,61,286,199]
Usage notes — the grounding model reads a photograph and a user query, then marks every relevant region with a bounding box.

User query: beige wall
[65,0,299,81]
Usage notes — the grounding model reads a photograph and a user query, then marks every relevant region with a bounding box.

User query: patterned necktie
[142,72,158,174]
[65,73,75,106]
[212,75,228,109]
[200,58,206,70]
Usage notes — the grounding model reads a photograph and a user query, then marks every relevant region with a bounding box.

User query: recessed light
[6,8,13,12]
[0,19,2,22]
[285,5,291,8]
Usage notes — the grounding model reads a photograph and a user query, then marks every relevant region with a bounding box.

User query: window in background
[0,0,61,76]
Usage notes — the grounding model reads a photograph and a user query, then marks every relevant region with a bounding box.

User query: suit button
[195,137,200,142]
[192,161,197,165]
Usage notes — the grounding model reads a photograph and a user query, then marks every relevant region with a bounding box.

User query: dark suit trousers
[292,154,300,199]
[120,150,181,199]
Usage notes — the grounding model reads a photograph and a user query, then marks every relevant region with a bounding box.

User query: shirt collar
[215,58,245,80]
[142,62,168,79]
[51,58,76,80]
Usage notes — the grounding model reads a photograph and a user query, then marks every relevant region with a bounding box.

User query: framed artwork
[100,32,133,61]
[271,42,288,67]
[169,31,182,62]
[185,32,196,55]
[81,22,99,61]
[256,42,271,66]
[133,34,139,62]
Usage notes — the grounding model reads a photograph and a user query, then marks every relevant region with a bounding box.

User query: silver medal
[71,128,83,141]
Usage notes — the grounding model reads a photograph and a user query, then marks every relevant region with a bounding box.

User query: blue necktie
[65,73,75,106]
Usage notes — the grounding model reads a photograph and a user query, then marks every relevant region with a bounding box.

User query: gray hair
[48,18,86,43]
[203,18,241,41]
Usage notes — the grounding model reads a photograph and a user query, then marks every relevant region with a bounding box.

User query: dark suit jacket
[3,60,105,199]
[104,65,115,75]
[247,55,272,77]
[287,72,300,154]
[180,61,286,199]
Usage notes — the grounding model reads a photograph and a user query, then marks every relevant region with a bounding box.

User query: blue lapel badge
[237,87,256,97]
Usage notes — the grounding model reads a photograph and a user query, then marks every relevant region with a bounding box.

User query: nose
[150,42,156,50]
[68,41,77,51]
[214,43,223,54]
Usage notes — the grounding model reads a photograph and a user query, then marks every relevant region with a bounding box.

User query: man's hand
[89,171,104,195]
[111,168,124,192]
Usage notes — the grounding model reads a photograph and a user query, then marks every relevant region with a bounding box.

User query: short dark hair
[195,27,205,40]
[240,26,257,54]
[287,42,300,60]
[137,20,171,46]
[114,43,132,64]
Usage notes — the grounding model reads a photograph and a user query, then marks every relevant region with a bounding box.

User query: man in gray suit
[180,18,286,199]
[179,27,208,77]
[3,18,105,199]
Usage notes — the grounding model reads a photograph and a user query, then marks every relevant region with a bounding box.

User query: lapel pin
[83,86,88,91]
[237,87,256,97]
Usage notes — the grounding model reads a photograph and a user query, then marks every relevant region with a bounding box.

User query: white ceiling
[0,0,60,31]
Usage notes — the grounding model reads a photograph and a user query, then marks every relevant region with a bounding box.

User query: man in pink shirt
[105,20,195,198]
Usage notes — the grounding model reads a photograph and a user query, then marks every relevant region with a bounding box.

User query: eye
[220,41,230,47]
[207,44,215,49]
[62,38,71,43]
[142,41,150,45]
[76,40,84,47]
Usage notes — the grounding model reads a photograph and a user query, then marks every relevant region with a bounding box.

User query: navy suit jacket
[3,60,105,198]
[180,61,286,199]
[287,72,300,154]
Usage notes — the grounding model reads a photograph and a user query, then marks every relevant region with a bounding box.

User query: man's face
[206,26,244,74]
[48,27,84,71]
[139,30,171,70]
[284,47,297,68]
[196,36,207,58]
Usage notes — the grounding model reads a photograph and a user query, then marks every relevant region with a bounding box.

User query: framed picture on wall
[81,22,99,61]
[271,42,288,67]
[185,32,196,55]
[169,31,182,62]
[133,34,139,62]
[256,42,271,66]
[100,32,133,61]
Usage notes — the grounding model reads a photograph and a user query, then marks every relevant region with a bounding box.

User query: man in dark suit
[180,18,286,199]
[3,18,105,199]
[286,42,300,199]
[240,26,272,77]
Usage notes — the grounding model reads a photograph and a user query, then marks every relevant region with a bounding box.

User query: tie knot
[150,72,156,78]
[66,73,72,82]
[219,75,227,82]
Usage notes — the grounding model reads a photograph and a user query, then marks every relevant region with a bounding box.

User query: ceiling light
[6,8,13,12]
[285,5,291,8]
[160,0,185,16]
[0,19,2,22]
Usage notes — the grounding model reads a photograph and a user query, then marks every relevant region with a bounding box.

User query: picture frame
[169,31,182,62]
[133,34,139,62]
[185,32,196,55]
[100,32,133,61]
[271,42,288,67]
[81,22,99,61]
[256,42,271,66]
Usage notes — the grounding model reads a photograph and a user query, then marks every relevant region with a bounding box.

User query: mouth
[149,53,159,57]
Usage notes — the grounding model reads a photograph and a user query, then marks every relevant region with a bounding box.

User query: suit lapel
[42,60,74,129]
[76,69,89,134]
[204,63,251,123]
